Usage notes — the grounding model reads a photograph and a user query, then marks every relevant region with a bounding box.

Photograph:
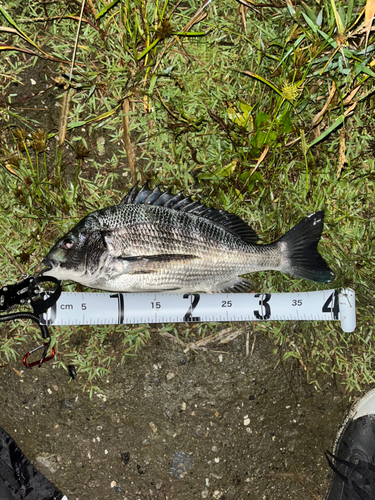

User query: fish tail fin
[277,211,335,283]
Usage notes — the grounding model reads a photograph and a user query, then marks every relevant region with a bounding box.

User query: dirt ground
[1,59,352,500]
[1,330,349,500]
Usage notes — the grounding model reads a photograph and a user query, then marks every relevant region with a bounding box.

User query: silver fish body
[41,184,334,292]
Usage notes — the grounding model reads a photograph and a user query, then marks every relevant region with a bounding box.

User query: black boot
[0,425,66,500]
[326,389,375,500]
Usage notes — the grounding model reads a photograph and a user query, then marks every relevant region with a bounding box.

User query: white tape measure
[39,288,356,333]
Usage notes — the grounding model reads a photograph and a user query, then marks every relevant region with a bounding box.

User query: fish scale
[41,183,334,293]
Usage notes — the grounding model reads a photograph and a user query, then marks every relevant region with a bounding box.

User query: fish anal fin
[215,278,253,293]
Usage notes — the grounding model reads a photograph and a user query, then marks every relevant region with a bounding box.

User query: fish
[41,183,335,293]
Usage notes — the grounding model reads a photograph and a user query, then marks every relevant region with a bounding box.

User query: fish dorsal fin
[119,183,258,244]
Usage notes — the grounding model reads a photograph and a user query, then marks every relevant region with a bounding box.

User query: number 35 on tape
[40,288,356,333]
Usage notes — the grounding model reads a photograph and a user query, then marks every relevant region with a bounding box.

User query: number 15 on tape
[40,288,356,333]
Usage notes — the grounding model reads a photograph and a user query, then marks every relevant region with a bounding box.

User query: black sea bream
[41,184,334,292]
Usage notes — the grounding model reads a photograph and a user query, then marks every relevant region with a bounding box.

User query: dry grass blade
[241,145,269,193]
[0,243,26,275]
[158,331,185,346]
[311,81,336,128]
[0,26,24,34]
[2,162,22,180]
[343,86,361,106]
[309,102,357,147]
[18,15,96,27]
[152,0,211,74]
[0,6,66,62]
[0,40,65,61]
[183,0,213,32]
[240,5,248,34]
[158,327,244,352]
[337,127,347,177]
[365,0,375,54]
[57,0,85,147]
[330,0,345,34]
[58,89,72,147]
[122,98,137,184]
[87,0,98,18]
[69,0,86,84]
[183,326,244,352]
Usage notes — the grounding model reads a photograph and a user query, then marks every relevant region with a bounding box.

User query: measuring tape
[39,288,356,333]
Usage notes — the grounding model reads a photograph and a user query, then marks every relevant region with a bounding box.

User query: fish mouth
[37,258,55,276]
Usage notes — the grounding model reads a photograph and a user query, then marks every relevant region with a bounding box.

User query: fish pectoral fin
[118,254,199,275]
[214,278,253,293]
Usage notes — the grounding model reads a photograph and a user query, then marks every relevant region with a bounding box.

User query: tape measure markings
[39,288,356,333]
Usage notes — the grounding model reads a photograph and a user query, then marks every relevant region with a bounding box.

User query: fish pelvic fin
[277,211,335,283]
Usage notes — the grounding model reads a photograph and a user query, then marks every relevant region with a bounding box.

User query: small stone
[149,422,157,434]
[166,372,175,380]
[201,489,209,498]
[181,402,187,411]
[97,137,105,155]
[244,416,250,426]
[34,454,60,474]
[168,451,194,479]
[137,464,145,475]
[110,481,117,488]
[60,398,77,410]
[30,78,36,85]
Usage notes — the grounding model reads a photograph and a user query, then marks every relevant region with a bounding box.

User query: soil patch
[1,331,347,500]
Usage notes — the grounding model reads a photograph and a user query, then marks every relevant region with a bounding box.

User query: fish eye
[62,238,74,250]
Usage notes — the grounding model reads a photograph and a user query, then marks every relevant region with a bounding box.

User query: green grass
[0,0,374,393]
